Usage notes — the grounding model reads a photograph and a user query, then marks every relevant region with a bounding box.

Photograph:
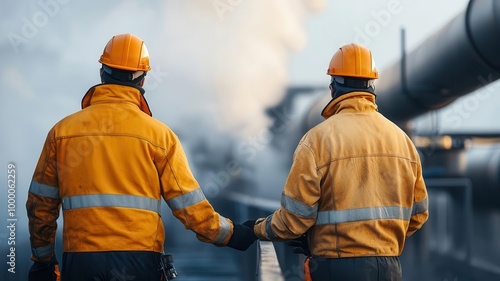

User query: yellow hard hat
[326,43,378,79]
[99,33,151,72]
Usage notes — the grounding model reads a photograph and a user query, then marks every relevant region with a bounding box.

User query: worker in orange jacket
[245,43,429,280]
[26,33,257,281]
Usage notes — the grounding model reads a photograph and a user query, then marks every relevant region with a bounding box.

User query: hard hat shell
[99,33,151,72]
[327,43,378,79]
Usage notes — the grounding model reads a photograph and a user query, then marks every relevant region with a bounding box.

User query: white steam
[143,0,326,195]
[152,0,326,138]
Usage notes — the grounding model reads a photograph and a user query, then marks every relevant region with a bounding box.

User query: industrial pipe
[376,0,500,124]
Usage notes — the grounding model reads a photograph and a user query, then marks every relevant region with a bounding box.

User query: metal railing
[256,241,284,281]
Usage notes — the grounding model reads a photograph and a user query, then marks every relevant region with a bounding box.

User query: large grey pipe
[376,0,500,125]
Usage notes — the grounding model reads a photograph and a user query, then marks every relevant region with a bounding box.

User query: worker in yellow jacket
[246,43,429,281]
[26,33,257,281]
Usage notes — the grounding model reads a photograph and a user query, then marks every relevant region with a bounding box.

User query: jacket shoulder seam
[317,154,418,171]
[53,134,168,152]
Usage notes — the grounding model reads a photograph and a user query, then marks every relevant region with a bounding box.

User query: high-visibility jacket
[254,92,428,258]
[27,84,233,262]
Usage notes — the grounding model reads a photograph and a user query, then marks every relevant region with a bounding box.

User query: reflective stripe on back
[166,188,205,211]
[62,194,161,213]
[29,180,60,199]
[316,206,412,225]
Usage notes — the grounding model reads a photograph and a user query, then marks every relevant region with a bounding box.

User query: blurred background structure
[1,0,500,280]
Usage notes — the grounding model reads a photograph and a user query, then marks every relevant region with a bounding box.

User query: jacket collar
[321,91,377,119]
[81,83,152,116]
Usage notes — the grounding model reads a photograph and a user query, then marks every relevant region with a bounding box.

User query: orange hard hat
[326,43,378,79]
[99,33,151,72]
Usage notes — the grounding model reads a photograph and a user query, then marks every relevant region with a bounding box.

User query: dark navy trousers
[61,251,162,281]
[309,256,402,281]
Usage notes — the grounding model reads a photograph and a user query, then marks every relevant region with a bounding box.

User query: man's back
[300,92,427,258]
[35,84,176,253]
[55,84,174,196]
[251,43,428,281]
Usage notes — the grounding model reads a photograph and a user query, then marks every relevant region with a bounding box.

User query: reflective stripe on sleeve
[29,180,60,199]
[411,197,428,216]
[265,215,278,239]
[215,215,231,244]
[31,244,54,259]
[62,194,161,213]
[281,193,317,218]
[166,188,206,211]
[316,206,412,225]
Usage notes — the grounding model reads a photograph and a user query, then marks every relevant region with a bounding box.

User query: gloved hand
[28,254,60,281]
[242,219,256,230]
[286,234,311,256]
[227,222,258,251]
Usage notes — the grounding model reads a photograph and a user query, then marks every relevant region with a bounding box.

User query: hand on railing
[286,234,311,256]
